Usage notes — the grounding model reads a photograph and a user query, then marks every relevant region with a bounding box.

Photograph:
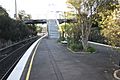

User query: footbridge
[24,19,76,39]
[23,19,76,24]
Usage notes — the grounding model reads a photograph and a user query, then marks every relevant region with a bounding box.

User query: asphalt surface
[23,38,120,80]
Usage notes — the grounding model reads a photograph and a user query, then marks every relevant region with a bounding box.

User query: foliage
[0,6,36,43]
[36,25,42,33]
[59,22,81,42]
[0,6,9,16]
[66,0,98,51]
[96,0,120,46]
[26,24,37,36]
[59,22,82,52]
[59,23,72,41]
[87,46,96,53]
[18,10,31,20]
[66,0,82,10]
[66,0,120,52]
[89,26,106,44]
[69,43,83,52]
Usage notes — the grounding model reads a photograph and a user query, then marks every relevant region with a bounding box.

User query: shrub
[57,37,65,42]
[87,46,96,53]
[69,43,83,52]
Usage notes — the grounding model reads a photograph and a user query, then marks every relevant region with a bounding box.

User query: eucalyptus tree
[67,0,101,51]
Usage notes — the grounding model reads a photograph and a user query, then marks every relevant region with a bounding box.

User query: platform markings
[25,41,40,80]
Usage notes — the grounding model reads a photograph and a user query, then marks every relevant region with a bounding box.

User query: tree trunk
[81,15,92,51]
[81,37,88,51]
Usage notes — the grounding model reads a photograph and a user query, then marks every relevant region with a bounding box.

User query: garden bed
[67,47,96,54]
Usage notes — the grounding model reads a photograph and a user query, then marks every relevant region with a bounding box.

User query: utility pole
[15,0,17,19]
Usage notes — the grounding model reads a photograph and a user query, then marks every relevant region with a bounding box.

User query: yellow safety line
[25,42,40,80]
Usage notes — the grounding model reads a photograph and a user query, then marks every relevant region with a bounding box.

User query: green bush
[57,37,65,42]
[87,46,96,53]
[69,43,83,52]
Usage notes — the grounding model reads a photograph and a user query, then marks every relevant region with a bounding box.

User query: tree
[18,10,25,20]
[66,0,119,51]
[67,0,98,51]
[0,6,36,44]
[96,0,120,46]
[18,10,31,20]
[24,14,31,20]
[36,25,42,33]
[0,6,9,16]
[0,6,12,40]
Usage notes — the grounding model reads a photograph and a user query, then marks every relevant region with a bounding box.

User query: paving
[23,38,120,80]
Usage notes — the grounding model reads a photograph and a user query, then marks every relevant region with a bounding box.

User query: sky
[0,0,68,19]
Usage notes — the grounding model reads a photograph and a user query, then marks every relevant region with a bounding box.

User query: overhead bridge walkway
[7,34,110,80]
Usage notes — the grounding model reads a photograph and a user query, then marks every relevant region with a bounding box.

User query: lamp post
[15,0,17,19]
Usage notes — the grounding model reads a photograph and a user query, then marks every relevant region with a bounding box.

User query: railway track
[0,36,39,80]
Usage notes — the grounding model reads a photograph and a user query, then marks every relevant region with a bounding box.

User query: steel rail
[0,36,39,80]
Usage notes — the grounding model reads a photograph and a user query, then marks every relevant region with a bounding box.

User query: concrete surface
[21,38,120,80]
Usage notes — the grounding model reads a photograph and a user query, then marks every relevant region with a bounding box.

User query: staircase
[47,19,60,39]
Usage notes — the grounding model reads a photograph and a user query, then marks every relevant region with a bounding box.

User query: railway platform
[7,36,115,80]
